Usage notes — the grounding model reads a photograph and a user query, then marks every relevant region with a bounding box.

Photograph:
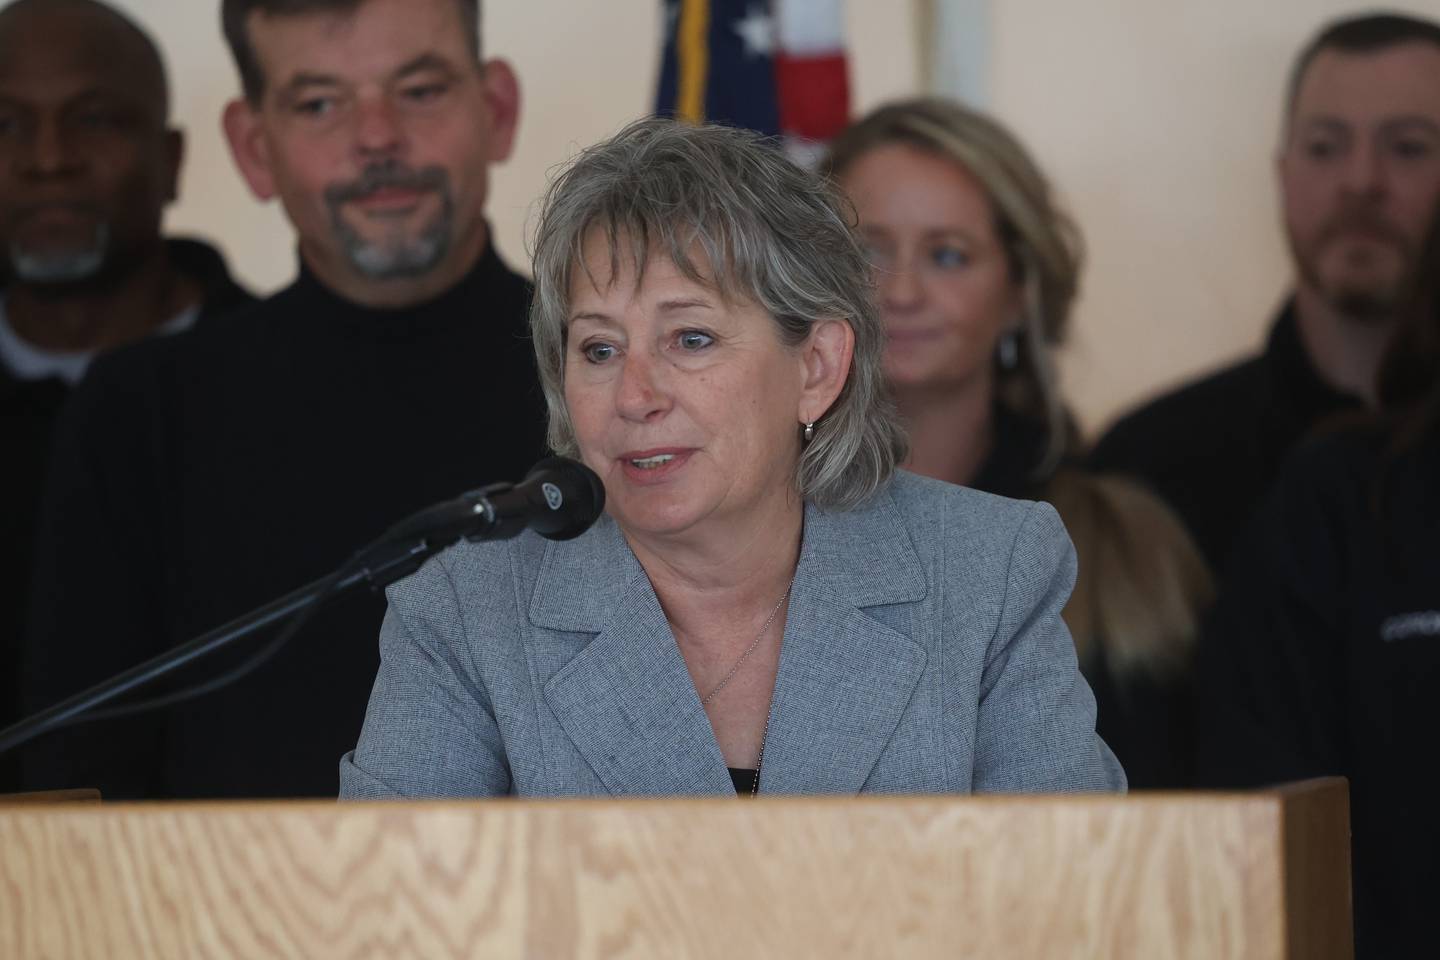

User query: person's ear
[478,59,520,164]
[162,128,185,205]
[797,318,855,426]
[222,98,277,201]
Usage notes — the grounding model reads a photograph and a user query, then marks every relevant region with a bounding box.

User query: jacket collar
[533,482,929,795]
[1264,300,1364,431]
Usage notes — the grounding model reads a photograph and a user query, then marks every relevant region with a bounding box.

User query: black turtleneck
[0,238,254,794]
[20,242,547,799]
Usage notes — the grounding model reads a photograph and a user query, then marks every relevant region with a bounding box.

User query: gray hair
[529,117,906,510]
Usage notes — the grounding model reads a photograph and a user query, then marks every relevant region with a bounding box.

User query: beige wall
[989,0,1440,431]
[15,0,1440,431]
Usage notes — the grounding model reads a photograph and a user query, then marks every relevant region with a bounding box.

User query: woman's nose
[879,262,924,312]
[614,351,672,422]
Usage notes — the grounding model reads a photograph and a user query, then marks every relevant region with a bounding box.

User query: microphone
[383,456,606,548]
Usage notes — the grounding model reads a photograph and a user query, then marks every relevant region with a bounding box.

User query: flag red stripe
[774,53,850,142]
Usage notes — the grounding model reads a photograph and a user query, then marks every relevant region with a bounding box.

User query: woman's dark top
[728,767,758,795]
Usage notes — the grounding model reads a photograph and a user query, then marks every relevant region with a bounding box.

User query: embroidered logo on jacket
[1380,611,1440,642]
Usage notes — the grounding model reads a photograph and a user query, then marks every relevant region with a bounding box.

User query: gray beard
[9,223,109,284]
[324,164,455,281]
[339,210,453,280]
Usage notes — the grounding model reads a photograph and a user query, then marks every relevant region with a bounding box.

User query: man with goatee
[21,0,546,800]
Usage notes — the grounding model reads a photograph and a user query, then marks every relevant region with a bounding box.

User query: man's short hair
[220,0,482,103]
[0,0,171,120]
[1286,13,1440,118]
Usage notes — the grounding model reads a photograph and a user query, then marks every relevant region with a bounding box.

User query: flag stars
[734,5,776,58]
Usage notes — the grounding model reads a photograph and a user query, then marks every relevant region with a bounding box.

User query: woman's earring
[997,332,1020,371]
[803,421,816,444]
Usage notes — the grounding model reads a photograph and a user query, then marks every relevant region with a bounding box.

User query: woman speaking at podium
[339,119,1125,799]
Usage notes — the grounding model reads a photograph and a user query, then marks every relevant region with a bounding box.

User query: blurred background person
[1196,199,1440,959]
[0,0,253,792]
[824,99,1211,787]
[342,117,1123,800]
[19,0,544,800]
[1093,13,1440,575]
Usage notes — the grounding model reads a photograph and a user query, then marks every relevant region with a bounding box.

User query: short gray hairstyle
[529,117,906,510]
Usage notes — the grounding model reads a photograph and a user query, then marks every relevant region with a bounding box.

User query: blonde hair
[1048,470,1213,678]
[827,99,1212,680]
[824,96,1080,476]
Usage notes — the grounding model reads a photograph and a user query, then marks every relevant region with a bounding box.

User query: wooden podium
[0,779,1349,959]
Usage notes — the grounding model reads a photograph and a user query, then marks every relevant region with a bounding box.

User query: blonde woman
[826,99,1211,787]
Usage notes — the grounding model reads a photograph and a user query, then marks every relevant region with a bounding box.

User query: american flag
[655,0,851,166]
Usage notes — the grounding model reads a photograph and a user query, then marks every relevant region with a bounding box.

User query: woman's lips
[616,448,695,484]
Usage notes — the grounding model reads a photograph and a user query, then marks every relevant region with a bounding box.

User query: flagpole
[918,0,991,107]
[915,0,936,96]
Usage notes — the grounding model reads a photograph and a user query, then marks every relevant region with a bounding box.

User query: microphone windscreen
[519,457,606,541]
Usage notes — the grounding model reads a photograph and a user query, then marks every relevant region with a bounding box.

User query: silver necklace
[699,580,794,707]
[749,709,773,797]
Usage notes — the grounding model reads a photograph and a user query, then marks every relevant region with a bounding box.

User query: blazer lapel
[534,519,731,796]
[531,484,931,798]
[758,491,930,795]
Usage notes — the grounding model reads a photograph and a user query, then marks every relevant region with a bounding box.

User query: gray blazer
[340,472,1126,798]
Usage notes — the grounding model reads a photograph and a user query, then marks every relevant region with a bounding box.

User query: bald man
[0,0,254,791]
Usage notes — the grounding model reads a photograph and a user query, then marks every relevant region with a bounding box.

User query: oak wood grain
[0,780,1350,959]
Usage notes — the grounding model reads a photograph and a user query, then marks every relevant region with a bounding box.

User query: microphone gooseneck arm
[0,458,605,757]
[0,529,450,756]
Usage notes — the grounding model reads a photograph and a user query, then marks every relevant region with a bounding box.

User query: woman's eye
[676,330,715,351]
[1305,139,1340,161]
[582,342,617,363]
[930,246,970,269]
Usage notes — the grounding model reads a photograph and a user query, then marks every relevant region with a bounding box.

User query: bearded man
[1092,13,1440,573]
